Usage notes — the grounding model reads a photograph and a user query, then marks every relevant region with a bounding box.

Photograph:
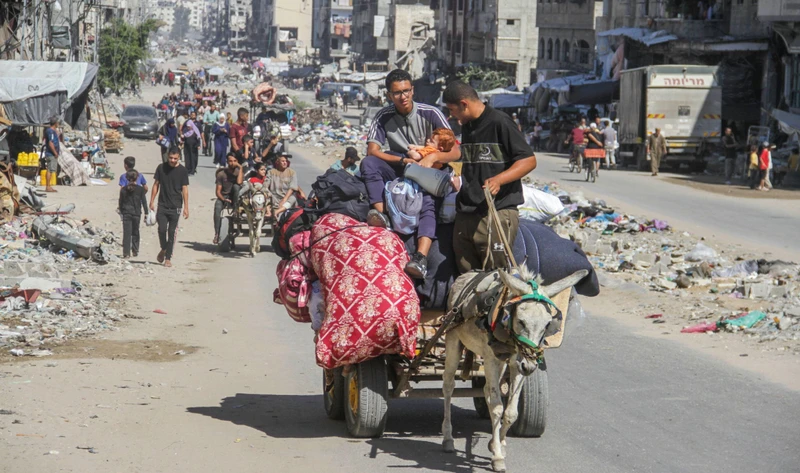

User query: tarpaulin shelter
[0,61,98,130]
[478,87,529,109]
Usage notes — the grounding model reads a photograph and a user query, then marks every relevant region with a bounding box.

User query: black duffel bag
[306,169,370,222]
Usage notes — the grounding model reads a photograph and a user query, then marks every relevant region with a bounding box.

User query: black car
[120,105,160,140]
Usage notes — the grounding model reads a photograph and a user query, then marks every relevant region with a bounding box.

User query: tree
[98,18,162,93]
[170,6,191,41]
[457,66,513,91]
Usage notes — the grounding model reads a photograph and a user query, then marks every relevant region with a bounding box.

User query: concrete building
[594,0,769,125]
[351,0,392,66]
[535,0,600,81]
[228,0,252,51]
[758,0,800,129]
[313,0,353,63]
[250,0,314,60]
[183,0,205,30]
[151,0,177,30]
[435,0,539,88]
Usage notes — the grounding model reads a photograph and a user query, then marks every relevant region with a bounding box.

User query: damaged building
[595,0,768,129]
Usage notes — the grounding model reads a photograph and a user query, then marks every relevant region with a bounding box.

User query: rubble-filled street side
[532,179,799,351]
[0,209,160,357]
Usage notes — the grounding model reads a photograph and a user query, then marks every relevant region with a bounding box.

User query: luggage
[306,169,369,222]
[384,178,422,235]
[310,213,420,369]
[273,230,316,323]
[272,207,314,259]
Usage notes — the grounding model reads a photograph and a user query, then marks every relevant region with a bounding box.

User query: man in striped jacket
[361,69,461,279]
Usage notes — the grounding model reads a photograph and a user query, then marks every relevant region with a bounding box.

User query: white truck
[617,65,722,172]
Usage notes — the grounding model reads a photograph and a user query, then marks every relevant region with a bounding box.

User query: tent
[478,87,528,109]
[207,67,225,76]
[0,61,98,130]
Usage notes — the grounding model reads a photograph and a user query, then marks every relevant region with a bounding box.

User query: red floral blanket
[310,214,420,369]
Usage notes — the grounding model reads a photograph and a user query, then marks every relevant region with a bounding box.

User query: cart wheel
[510,368,548,438]
[323,368,345,420]
[218,218,232,252]
[568,159,575,173]
[471,377,490,419]
[344,358,388,438]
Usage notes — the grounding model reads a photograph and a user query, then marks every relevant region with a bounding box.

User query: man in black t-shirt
[149,147,190,268]
[443,81,537,273]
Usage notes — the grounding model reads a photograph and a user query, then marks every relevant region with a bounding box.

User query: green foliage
[98,18,161,92]
[170,6,191,41]
[456,66,513,91]
[291,96,311,111]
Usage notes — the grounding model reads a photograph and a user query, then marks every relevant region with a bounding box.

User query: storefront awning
[598,27,678,46]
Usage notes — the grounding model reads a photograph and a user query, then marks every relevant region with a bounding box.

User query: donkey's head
[497,267,589,375]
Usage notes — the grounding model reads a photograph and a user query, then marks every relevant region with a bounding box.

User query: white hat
[589,123,597,129]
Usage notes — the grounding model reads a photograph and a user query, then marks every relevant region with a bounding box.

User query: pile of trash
[529,179,800,345]
[291,110,368,151]
[0,208,153,356]
[293,108,344,128]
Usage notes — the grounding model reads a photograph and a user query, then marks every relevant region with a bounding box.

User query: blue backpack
[384,178,423,235]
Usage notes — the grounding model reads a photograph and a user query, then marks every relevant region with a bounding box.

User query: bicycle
[568,145,584,173]
[583,148,605,183]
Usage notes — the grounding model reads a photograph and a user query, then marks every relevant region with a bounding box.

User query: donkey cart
[322,286,575,439]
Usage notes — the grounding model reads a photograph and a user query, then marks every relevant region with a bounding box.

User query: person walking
[646,128,667,176]
[118,170,148,258]
[532,121,543,152]
[757,142,774,191]
[149,148,189,268]
[42,116,60,193]
[202,103,220,156]
[356,90,365,110]
[722,127,738,184]
[157,118,179,164]
[212,115,230,168]
[335,91,344,111]
[748,144,760,189]
[342,91,349,112]
[602,121,617,169]
[181,112,202,175]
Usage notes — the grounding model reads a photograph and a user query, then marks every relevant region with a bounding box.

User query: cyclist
[565,120,586,170]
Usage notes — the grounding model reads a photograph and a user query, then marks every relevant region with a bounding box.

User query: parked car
[316,82,369,103]
[120,105,160,140]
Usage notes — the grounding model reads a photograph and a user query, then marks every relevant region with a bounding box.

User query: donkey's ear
[498,269,532,297]
[541,270,589,298]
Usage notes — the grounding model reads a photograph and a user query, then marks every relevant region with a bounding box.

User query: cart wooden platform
[322,287,574,438]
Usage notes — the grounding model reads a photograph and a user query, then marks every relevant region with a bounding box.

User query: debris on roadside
[0,206,150,356]
[525,178,800,349]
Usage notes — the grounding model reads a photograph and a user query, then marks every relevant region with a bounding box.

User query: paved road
[529,152,800,261]
[188,149,800,473]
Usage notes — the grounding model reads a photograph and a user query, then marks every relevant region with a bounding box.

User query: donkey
[442,266,589,472]
[238,181,269,257]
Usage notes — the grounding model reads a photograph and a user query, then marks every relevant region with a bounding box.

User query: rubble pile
[293,108,344,128]
[0,212,153,356]
[291,109,367,151]
[532,179,800,346]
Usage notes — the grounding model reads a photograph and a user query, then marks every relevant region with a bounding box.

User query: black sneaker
[367,209,390,229]
[405,252,428,279]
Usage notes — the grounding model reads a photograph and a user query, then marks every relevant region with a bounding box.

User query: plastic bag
[309,281,326,332]
[519,184,565,222]
[720,310,766,329]
[712,260,758,278]
[681,321,719,333]
[685,243,718,263]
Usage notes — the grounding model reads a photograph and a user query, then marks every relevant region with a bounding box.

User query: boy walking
[442,81,537,273]
[149,148,190,268]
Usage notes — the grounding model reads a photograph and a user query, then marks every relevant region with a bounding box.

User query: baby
[406,128,457,163]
